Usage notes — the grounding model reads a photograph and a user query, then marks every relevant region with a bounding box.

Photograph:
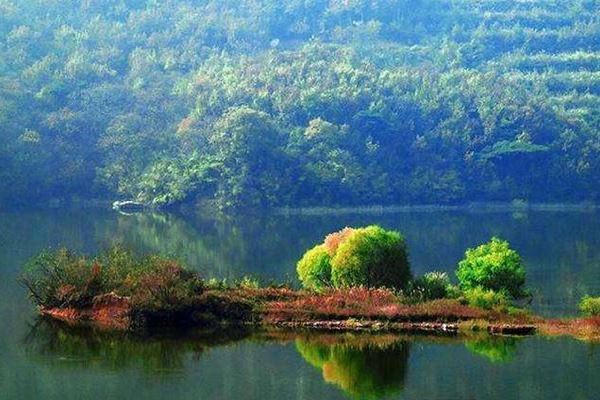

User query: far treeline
[1,0,600,210]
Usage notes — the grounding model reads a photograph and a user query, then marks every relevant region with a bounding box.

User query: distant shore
[275,202,599,216]
[3,199,598,214]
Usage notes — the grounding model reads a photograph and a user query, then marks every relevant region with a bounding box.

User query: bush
[408,272,450,301]
[445,284,462,299]
[330,226,411,290]
[297,226,411,291]
[20,248,104,308]
[129,260,204,311]
[20,245,204,311]
[464,287,509,310]
[456,237,526,299]
[235,276,261,289]
[579,296,600,316]
[296,244,332,291]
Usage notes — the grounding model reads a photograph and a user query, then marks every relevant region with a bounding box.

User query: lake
[1,207,599,399]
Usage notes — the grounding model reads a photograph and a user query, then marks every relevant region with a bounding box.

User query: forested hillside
[1,0,599,209]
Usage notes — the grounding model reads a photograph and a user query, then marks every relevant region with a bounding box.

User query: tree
[456,237,526,298]
[209,106,286,209]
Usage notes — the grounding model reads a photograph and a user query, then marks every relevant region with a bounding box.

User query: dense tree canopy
[1,0,599,209]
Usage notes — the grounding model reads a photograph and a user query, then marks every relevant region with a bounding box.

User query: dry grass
[540,317,600,341]
[261,287,485,323]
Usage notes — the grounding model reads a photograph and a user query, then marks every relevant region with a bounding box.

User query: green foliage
[296,245,332,291]
[457,237,526,298]
[444,284,463,300]
[2,1,600,208]
[135,153,220,208]
[209,106,286,210]
[330,226,411,290]
[235,276,261,290]
[463,287,510,311]
[408,272,451,301]
[297,226,411,290]
[579,296,600,316]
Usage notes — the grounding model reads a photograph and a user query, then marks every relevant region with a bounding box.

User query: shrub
[445,284,462,299]
[129,260,204,311]
[511,199,528,209]
[296,244,332,291]
[579,296,600,316]
[20,245,205,311]
[235,276,261,289]
[464,287,509,310]
[408,272,451,301]
[20,248,104,308]
[456,237,526,298]
[330,226,411,290]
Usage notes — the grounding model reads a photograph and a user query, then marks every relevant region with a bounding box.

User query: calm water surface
[1,207,599,399]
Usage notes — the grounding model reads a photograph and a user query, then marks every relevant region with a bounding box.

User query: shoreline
[2,201,598,214]
[36,288,600,342]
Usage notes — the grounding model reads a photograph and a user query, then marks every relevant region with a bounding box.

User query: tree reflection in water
[295,334,410,399]
[24,318,523,398]
[465,335,520,364]
[23,319,251,374]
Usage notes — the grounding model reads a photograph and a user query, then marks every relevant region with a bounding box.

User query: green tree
[209,106,286,210]
[331,226,411,290]
[456,237,526,298]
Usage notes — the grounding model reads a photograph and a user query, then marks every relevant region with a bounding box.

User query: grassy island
[20,227,600,341]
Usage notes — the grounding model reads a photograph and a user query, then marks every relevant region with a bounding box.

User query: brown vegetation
[38,286,600,341]
[539,317,600,341]
[261,287,484,323]
[39,286,537,337]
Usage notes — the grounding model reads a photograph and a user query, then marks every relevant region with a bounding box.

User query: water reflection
[24,320,529,399]
[295,334,410,399]
[464,335,519,364]
[23,319,251,374]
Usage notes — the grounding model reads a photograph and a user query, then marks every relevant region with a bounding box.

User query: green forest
[1,0,599,210]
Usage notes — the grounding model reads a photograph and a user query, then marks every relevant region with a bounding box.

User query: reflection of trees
[26,319,413,394]
[465,336,519,364]
[23,319,251,374]
[26,316,527,398]
[295,334,410,399]
[100,212,306,281]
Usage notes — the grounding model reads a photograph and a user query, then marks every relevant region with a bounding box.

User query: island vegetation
[1,0,600,210]
[20,226,600,341]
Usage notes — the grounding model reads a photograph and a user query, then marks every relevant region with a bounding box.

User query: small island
[20,226,600,341]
